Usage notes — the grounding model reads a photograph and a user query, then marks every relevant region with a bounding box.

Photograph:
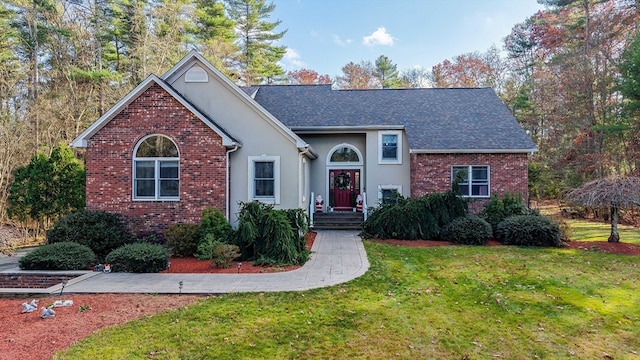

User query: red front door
[329,169,360,209]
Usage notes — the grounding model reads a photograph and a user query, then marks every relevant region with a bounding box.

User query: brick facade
[85,84,227,236]
[410,153,529,213]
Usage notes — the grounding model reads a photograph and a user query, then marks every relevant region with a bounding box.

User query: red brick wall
[0,274,78,289]
[410,153,529,213]
[85,83,227,236]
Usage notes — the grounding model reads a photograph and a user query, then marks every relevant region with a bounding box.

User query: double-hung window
[254,161,274,197]
[378,185,402,205]
[378,131,402,164]
[133,135,179,200]
[452,165,489,197]
[248,155,280,204]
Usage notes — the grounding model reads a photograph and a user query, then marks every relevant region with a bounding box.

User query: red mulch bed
[562,240,640,255]
[0,294,203,360]
[162,231,316,273]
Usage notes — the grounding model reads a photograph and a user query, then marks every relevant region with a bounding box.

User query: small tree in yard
[7,143,85,234]
[567,177,640,243]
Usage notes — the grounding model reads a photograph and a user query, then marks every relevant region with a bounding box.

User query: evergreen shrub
[496,215,563,247]
[105,243,169,273]
[165,223,200,257]
[235,201,309,266]
[480,193,528,234]
[19,242,96,270]
[46,210,134,262]
[360,190,467,240]
[195,233,218,260]
[282,208,310,256]
[199,207,232,243]
[440,215,492,245]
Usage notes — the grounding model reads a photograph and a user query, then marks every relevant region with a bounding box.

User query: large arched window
[133,135,179,200]
[327,144,363,165]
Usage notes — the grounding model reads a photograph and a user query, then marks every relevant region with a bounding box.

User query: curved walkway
[0,231,369,295]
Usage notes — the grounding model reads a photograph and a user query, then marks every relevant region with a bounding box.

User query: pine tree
[191,0,238,75]
[225,0,287,85]
[374,55,399,89]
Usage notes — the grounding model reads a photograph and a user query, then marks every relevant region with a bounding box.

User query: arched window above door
[327,144,363,165]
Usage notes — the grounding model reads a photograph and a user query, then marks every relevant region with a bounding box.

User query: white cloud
[283,48,306,68]
[363,27,395,47]
[333,35,353,47]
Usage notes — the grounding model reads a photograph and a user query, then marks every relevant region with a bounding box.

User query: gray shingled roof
[243,85,537,152]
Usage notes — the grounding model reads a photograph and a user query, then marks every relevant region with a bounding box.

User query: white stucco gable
[161,50,313,153]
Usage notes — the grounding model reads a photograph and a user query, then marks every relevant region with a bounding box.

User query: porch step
[312,211,364,230]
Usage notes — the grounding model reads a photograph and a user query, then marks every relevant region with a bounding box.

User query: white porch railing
[362,192,368,221]
[309,191,315,228]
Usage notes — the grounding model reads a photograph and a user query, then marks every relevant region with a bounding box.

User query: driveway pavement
[0,248,34,272]
[0,230,369,295]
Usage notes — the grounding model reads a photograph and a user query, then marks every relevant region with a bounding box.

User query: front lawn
[567,219,640,245]
[55,242,640,359]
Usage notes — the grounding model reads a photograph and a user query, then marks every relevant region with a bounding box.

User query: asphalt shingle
[246,85,537,152]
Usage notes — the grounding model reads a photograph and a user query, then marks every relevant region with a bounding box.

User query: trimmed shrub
[496,215,563,247]
[165,223,200,257]
[105,243,169,273]
[480,193,528,234]
[361,190,467,240]
[440,215,492,245]
[19,242,96,270]
[47,210,134,262]
[210,240,241,268]
[199,207,232,243]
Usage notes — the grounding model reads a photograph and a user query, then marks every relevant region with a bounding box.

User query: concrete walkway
[0,230,369,295]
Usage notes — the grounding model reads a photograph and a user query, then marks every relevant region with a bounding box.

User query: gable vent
[185,66,209,83]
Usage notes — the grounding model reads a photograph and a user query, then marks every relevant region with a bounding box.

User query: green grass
[535,201,640,245]
[567,219,640,245]
[55,242,640,360]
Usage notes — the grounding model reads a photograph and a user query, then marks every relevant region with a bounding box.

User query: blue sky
[271,0,545,78]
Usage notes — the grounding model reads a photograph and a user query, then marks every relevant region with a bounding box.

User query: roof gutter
[291,125,405,133]
[298,144,318,160]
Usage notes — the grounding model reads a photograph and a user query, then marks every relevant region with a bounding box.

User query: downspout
[226,144,240,222]
[299,146,313,208]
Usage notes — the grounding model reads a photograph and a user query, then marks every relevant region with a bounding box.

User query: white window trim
[248,155,281,204]
[132,135,180,201]
[378,184,402,205]
[451,165,490,198]
[378,130,402,164]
